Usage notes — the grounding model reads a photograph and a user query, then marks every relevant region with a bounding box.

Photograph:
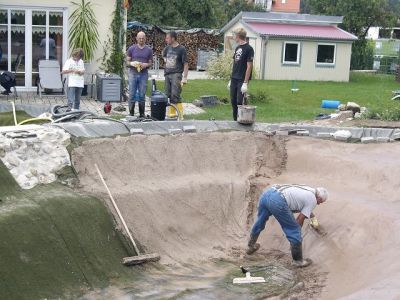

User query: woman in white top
[61,48,85,111]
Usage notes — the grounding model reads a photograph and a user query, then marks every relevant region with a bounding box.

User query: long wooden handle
[94,163,141,255]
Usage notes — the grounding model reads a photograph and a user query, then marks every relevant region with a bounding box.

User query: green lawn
[155,72,400,122]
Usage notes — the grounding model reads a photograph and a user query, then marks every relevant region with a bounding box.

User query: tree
[128,0,225,28]
[306,0,395,38]
[127,0,264,28]
[304,0,397,69]
[224,0,265,21]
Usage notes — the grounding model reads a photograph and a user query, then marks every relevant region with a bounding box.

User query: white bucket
[237,105,256,124]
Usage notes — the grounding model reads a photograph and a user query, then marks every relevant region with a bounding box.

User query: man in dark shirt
[126,31,153,117]
[228,28,254,121]
[162,31,188,119]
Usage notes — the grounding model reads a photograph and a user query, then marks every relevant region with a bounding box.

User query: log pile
[126,27,222,70]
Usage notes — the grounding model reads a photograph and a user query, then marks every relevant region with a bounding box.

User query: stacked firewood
[126,27,221,70]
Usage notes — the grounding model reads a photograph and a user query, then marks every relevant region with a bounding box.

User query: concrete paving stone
[361,137,375,144]
[183,125,197,133]
[317,132,332,138]
[377,137,390,143]
[6,92,204,118]
[276,130,289,136]
[296,130,310,136]
[130,128,144,134]
[168,128,182,134]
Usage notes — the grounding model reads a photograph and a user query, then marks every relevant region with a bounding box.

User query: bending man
[247,184,328,267]
[126,31,153,117]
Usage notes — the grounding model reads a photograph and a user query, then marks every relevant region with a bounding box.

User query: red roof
[245,22,357,41]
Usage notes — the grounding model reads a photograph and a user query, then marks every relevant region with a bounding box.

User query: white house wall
[264,39,352,82]
[0,0,118,74]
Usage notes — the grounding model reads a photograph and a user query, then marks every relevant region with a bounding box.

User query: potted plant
[69,0,100,95]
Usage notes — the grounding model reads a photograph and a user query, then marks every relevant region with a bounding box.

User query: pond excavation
[1,130,399,299]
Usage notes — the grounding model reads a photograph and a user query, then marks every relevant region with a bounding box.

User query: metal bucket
[237,105,256,124]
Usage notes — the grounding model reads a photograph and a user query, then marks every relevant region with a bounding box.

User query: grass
[153,72,400,123]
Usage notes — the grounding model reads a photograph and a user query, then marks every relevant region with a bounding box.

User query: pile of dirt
[72,132,287,264]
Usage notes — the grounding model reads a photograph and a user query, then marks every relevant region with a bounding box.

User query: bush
[363,104,400,121]
[247,90,272,105]
[207,51,233,81]
[351,39,374,70]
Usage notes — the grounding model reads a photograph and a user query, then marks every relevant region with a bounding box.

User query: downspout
[261,36,268,80]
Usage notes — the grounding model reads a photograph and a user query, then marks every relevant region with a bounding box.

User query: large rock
[333,130,352,141]
[0,127,71,189]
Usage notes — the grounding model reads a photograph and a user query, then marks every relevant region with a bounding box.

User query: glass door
[32,10,64,86]
[0,6,66,88]
[0,9,8,72]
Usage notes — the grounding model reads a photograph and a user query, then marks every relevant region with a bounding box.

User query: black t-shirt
[162,45,187,75]
[231,43,254,81]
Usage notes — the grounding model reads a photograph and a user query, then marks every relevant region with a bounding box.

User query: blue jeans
[251,188,302,244]
[67,87,83,110]
[128,72,148,107]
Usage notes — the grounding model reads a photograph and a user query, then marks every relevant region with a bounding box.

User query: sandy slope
[274,137,400,299]
[72,132,286,264]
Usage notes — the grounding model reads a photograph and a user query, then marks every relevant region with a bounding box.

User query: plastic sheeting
[0,102,51,117]
[127,21,220,35]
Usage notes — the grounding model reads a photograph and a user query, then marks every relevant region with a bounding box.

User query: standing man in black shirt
[228,28,254,121]
[163,31,188,119]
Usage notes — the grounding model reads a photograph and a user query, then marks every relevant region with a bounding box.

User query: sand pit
[72,132,400,299]
[73,132,286,264]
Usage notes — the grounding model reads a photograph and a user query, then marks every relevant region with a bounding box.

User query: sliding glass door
[0,6,67,88]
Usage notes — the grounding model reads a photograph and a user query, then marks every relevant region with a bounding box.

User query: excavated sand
[73,132,400,299]
[72,132,286,264]
[274,137,400,299]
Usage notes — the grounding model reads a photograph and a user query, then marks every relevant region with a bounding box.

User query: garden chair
[37,60,65,98]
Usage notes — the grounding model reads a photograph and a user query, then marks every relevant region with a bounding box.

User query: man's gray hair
[316,187,328,202]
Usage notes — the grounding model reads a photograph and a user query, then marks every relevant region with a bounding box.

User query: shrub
[207,51,233,81]
[363,104,400,121]
[247,90,272,105]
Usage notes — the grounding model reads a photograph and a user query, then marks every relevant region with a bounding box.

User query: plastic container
[321,100,341,109]
[237,105,256,125]
[151,91,168,121]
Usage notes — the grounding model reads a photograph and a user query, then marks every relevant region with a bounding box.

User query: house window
[1,6,67,88]
[283,42,300,65]
[317,44,336,65]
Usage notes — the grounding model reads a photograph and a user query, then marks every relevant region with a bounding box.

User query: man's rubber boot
[168,105,177,118]
[177,102,184,120]
[290,242,312,268]
[129,102,136,116]
[139,102,145,118]
[246,234,260,255]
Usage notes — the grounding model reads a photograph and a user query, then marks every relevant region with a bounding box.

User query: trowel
[232,266,266,284]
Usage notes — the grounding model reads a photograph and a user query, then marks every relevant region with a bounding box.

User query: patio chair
[37,60,65,98]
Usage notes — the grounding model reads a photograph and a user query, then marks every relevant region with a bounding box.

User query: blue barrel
[321,100,341,109]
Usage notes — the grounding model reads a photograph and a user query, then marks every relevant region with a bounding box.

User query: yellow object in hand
[310,216,319,228]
